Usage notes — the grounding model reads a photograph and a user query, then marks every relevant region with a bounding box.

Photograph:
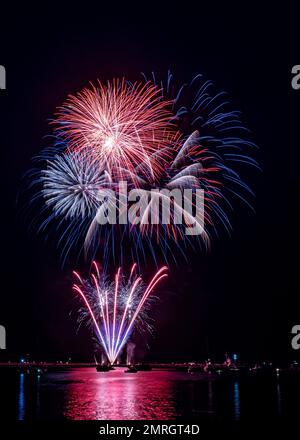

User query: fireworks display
[28,73,257,266]
[25,72,258,361]
[73,262,168,364]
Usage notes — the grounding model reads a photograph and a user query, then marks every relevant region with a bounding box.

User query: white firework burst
[41,152,111,220]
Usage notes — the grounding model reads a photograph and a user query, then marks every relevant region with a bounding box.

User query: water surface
[0,367,299,420]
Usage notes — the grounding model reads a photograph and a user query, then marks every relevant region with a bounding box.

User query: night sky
[0,5,299,364]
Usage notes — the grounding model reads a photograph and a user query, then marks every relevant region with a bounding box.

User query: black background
[0,4,299,364]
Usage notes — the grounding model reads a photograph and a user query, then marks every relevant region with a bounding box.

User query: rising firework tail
[73,263,168,364]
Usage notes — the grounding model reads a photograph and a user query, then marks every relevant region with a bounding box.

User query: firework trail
[73,263,168,364]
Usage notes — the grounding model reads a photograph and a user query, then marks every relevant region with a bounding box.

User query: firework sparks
[118,130,221,244]
[73,263,168,364]
[54,79,178,179]
[81,73,258,264]
[41,151,112,220]
[27,72,258,266]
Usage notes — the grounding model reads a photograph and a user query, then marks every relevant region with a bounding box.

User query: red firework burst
[53,79,180,179]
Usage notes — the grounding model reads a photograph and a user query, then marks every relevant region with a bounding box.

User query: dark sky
[0,5,299,363]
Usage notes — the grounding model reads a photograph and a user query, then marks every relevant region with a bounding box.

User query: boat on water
[124,365,138,373]
[96,364,113,372]
[94,354,115,372]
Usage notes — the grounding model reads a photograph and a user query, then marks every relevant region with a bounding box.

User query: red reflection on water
[63,368,178,420]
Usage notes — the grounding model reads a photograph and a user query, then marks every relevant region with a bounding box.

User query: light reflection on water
[0,367,297,420]
[18,373,25,421]
[233,381,240,421]
[276,380,282,417]
[63,369,177,420]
